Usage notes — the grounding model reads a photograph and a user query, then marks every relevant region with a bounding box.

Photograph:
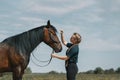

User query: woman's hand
[51,53,58,58]
[60,30,63,34]
[60,30,67,45]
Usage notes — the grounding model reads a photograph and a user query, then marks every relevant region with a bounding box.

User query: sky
[0,0,120,73]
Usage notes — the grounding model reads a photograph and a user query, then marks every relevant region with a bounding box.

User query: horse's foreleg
[13,73,23,80]
[12,66,24,80]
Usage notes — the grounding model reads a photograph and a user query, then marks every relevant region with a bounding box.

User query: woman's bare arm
[52,53,69,60]
[60,30,67,46]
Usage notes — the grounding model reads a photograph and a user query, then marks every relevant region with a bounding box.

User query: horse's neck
[24,31,44,62]
[26,31,44,54]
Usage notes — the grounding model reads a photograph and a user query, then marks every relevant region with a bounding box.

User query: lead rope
[31,50,54,67]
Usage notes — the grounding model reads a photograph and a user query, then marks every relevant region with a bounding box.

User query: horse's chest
[0,47,9,70]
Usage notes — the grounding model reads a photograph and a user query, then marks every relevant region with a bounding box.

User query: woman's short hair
[73,33,81,44]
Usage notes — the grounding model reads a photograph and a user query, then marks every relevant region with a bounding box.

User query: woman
[52,30,81,80]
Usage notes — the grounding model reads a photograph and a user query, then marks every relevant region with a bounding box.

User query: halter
[30,27,57,67]
[44,27,59,44]
[48,29,59,43]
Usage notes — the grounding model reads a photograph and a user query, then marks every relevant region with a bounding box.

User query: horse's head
[43,20,62,53]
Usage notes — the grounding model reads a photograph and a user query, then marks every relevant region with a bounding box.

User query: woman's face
[70,35,77,44]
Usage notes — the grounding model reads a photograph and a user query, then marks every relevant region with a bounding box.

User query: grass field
[0,73,120,80]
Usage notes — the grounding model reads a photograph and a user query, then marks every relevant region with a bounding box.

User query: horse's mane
[1,25,57,55]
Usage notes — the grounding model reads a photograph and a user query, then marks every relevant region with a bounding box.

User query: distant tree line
[1,67,120,77]
[23,67,120,74]
[48,67,120,74]
[82,67,120,74]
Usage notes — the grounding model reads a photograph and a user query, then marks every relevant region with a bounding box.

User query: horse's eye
[50,31,55,35]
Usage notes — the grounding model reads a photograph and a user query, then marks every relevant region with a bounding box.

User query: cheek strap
[44,28,50,42]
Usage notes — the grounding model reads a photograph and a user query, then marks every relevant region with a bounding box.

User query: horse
[0,20,62,80]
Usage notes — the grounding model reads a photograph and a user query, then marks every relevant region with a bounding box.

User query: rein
[31,50,54,67]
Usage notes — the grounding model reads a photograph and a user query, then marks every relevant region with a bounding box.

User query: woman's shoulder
[66,43,73,48]
[67,43,79,50]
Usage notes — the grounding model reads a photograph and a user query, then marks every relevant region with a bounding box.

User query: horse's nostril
[56,45,62,53]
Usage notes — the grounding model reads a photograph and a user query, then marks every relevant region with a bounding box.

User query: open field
[0,73,120,80]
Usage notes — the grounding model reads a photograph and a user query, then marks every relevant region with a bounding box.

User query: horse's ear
[47,20,50,28]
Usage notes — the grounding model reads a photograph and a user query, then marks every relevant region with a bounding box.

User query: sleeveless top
[65,43,79,65]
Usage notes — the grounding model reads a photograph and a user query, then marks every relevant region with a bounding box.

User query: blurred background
[0,0,120,73]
